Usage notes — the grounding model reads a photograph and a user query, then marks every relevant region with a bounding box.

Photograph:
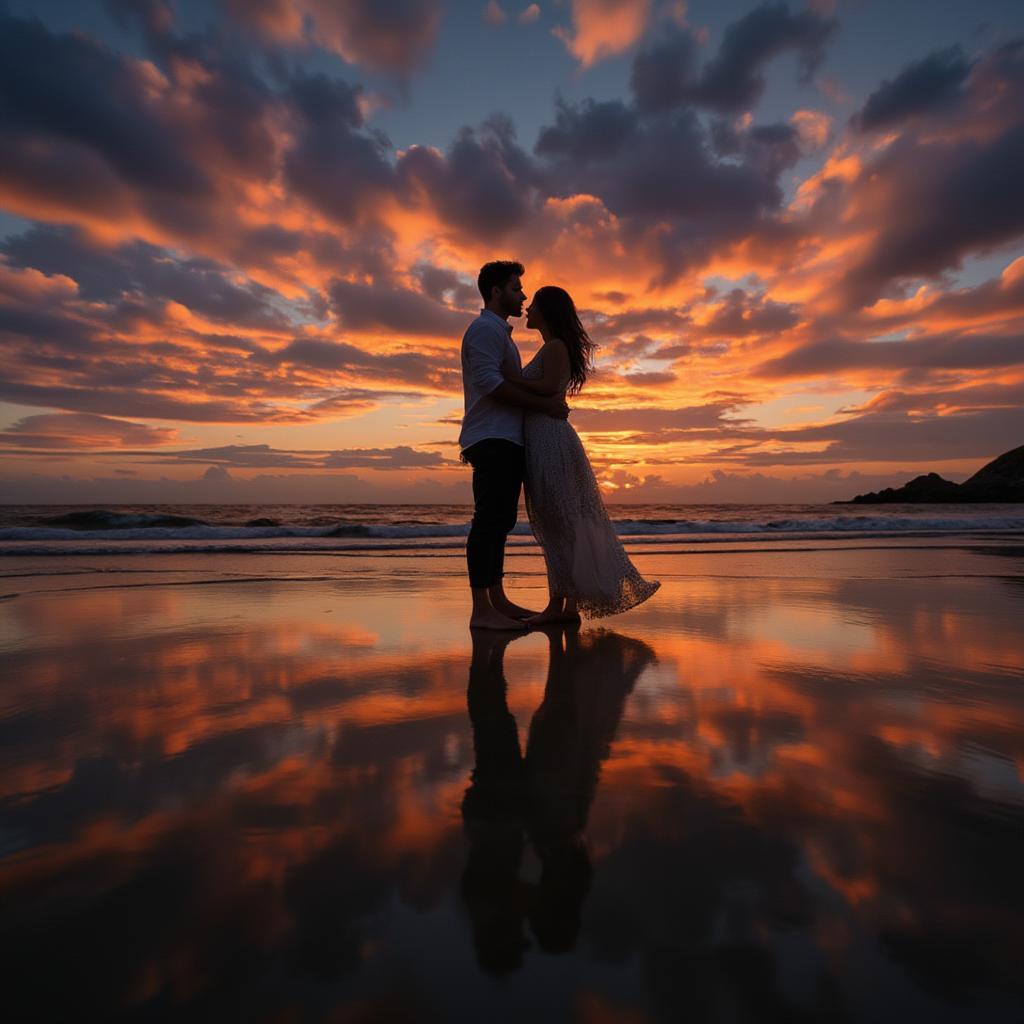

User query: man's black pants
[463,438,524,590]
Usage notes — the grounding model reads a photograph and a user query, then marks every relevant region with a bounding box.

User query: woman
[501,286,660,625]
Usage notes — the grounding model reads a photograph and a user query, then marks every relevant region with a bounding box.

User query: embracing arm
[502,341,569,396]
[490,381,568,418]
[465,326,568,418]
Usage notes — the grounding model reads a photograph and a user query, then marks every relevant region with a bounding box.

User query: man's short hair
[477,260,524,302]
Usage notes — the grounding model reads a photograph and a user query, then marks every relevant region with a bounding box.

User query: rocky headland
[840,445,1024,503]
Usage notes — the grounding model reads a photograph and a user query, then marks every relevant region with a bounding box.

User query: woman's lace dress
[522,348,660,618]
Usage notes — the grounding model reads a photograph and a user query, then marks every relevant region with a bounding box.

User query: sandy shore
[1,542,1023,1021]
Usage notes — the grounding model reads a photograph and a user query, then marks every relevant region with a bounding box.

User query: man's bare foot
[470,609,529,630]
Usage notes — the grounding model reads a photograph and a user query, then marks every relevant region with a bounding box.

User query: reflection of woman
[460,625,656,971]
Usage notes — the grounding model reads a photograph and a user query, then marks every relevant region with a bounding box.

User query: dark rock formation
[841,445,1024,503]
[845,472,963,504]
[960,445,1024,501]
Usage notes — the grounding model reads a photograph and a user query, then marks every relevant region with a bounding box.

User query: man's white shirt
[458,309,525,451]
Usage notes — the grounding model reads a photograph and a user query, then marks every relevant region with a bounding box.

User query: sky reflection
[1,562,1022,1020]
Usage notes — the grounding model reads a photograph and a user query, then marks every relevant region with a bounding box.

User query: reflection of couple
[460,260,660,629]
[460,626,656,972]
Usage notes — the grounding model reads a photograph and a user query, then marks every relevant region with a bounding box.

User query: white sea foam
[2,502,1022,558]
[3,513,1024,548]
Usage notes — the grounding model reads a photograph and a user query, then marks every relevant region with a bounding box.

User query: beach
[1,508,1023,1022]
[5,0,1024,1018]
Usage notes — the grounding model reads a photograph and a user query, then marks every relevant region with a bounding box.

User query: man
[460,261,568,629]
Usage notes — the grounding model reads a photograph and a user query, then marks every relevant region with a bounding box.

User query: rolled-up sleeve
[465,322,506,396]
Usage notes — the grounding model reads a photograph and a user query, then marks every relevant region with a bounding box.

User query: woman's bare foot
[524,597,578,627]
[492,597,540,619]
[525,610,570,627]
[470,608,529,630]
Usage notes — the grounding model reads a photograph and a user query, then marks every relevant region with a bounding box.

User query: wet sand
[1,543,1023,1022]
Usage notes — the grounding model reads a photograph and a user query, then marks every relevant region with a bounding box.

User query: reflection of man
[460,630,530,972]
[460,626,654,971]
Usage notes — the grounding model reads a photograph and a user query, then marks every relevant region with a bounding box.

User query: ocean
[1,502,1023,556]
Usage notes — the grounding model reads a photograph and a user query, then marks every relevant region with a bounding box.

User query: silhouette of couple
[459,261,659,630]
[460,625,656,972]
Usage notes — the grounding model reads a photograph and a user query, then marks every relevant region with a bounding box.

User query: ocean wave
[38,509,212,530]
[3,513,1024,546]
[0,523,473,542]
[3,530,1024,560]
[589,516,1024,534]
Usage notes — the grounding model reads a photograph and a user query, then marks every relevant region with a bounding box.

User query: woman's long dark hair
[532,286,596,395]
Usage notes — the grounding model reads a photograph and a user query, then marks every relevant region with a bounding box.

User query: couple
[460,260,659,629]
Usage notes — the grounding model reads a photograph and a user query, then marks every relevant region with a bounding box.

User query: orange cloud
[553,0,651,68]
[0,413,177,449]
[225,0,444,73]
[791,108,832,149]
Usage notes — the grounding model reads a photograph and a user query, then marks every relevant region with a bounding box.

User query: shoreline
[2,537,1023,606]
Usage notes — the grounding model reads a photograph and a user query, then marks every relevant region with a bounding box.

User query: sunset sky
[1,0,1023,504]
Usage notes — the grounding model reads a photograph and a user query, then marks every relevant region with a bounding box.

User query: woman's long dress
[522,349,660,618]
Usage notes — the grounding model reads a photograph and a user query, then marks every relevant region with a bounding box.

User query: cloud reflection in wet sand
[0,563,1022,1021]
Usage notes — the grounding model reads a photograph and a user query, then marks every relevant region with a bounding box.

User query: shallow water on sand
[1,545,1023,1022]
